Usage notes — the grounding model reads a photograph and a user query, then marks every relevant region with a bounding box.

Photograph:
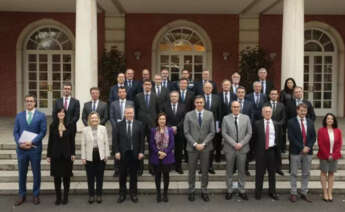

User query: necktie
[120,100,124,120]
[27,111,33,125]
[239,100,243,112]
[256,93,260,105]
[272,102,276,113]
[145,94,150,107]
[234,116,238,143]
[181,91,185,102]
[172,104,176,114]
[225,92,229,105]
[64,98,68,110]
[129,80,132,88]
[301,118,307,145]
[261,81,265,94]
[157,86,161,96]
[127,121,133,150]
[163,81,167,88]
[198,112,202,127]
[92,101,96,111]
[206,95,210,109]
[265,120,270,150]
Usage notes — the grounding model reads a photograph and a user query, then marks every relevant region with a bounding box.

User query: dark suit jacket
[193,80,218,95]
[287,117,316,155]
[152,86,169,108]
[245,92,268,121]
[82,100,108,126]
[161,80,175,91]
[162,102,186,131]
[219,91,236,123]
[254,119,281,168]
[125,80,141,101]
[53,97,80,132]
[113,120,145,156]
[264,101,286,126]
[238,99,254,123]
[135,92,160,128]
[109,84,128,103]
[109,99,134,128]
[137,80,155,93]
[260,80,275,96]
[204,94,222,122]
[47,123,75,159]
[179,89,195,112]
[286,99,316,122]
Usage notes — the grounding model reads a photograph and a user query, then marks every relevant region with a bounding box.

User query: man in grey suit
[110,86,135,177]
[82,87,108,126]
[222,101,252,200]
[184,95,215,202]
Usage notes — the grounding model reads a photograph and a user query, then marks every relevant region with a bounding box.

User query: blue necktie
[198,112,202,127]
[181,91,185,102]
[92,101,96,111]
[206,95,210,109]
[145,94,150,107]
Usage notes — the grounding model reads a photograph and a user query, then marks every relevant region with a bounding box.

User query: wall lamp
[134,51,141,60]
[223,52,230,60]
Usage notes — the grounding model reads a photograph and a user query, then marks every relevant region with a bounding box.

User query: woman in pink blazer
[317,113,342,202]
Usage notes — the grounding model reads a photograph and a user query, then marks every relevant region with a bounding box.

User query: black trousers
[209,133,222,167]
[153,164,170,194]
[255,148,277,195]
[174,132,184,167]
[119,150,138,195]
[85,149,105,196]
[54,177,70,194]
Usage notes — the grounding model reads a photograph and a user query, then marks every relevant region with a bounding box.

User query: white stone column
[281,0,304,88]
[75,0,98,130]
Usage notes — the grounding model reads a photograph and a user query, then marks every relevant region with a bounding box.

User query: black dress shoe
[33,196,40,205]
[300,194,312,203]
[156,193,161,202]
[96,195,102,203]
[208,167,216,174]
[269,193,279,200]
[137,170,143,176]
[130,194,138,203]
[198,170,202,174]
[14,196,26,206]
[88,196,95,204]
[201,193,210,202]
[117,195,126,203]
[239,193,249,200]
[188,193,195,201]
[225,192,233,200]
[175,167,184,174]
[255,192,261,200]
[113,170,119,177]
[276,170,284,176]
[162,193,168,202]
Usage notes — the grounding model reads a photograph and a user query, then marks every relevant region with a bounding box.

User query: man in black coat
[135,79,160,175]
[152,74,169,109]
[203,81,222,173]
[109,72,126,103]
[124,68,141,101]
[160,69,175,91]
[82,87,108,126]
[286,86,316,122]
[162,91,187,174]
[113,106,144,203]
[219,79,237,124]
[193,70,218,95]
[246,81,268,121]
[178,78,195,112]
[257,67,275,96]
[254,105,280,200]
[137,69,155,93]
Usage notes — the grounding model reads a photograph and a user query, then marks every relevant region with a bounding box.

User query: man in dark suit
[178,78,195,112]
[110,86,135,177]
[246,81,268,121]
[13,94,47,206]
[109,72,126,103]
[193,70,218,95]
[219,79,236,124]
[113,106,144,203]
[254,105,280,200]
[135,79,160,175]
[231,72,241,94]
[162,91,187,174]
[160,69,175,91]
[124,68,141,101]
[82,87,108,126]
[264,89,286,176]
[257,67,274,96]
[287,103,316,203]
[53,82,80,143]
[203,82,221,173]
[236,86,254,176]
[286,86,316,122]
[137,69,154,93]
[152,74,169,108]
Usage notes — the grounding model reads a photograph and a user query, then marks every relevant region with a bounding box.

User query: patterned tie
[198,112,202,127]
[64,97,68,110]
[265,120,270,150]
[27,111,33,125]
[301,118,307,145]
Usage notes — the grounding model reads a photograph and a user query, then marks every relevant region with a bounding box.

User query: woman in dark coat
[47,107,75,205]
[150,112,175,203]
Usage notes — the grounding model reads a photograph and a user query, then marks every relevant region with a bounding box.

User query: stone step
[1,170,344,183]
[0,159,344,171]
[1,181,345,195]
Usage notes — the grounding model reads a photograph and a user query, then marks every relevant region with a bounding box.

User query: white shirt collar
[195,109,204,114]
[26,108,35,114]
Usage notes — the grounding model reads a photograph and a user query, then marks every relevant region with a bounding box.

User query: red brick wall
[0,12,104,116]
[125,14,239,86]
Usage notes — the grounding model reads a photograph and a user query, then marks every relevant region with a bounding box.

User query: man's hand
[115,153,121,160]
[47,157,51,163]
[172,126,177,135]
[82,159,86,165]
[138,153,144,160]
[195,144,205,151]
[71,155,76,161]
[235,143,243,151]
[302,146,310,154]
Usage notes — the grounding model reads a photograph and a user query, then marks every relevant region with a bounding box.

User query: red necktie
[265,120,269,150]
[64,98,68,110]
[301,118,306,145]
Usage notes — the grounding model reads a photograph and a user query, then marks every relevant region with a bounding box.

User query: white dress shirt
[92,100,99,111]
[265,119,276,147]
[26,109,36,121]
[328,129,334,154]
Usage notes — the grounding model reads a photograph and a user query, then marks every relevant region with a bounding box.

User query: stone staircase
[0,117,345,194]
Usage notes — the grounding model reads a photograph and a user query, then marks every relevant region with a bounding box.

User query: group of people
[13,67,342,206]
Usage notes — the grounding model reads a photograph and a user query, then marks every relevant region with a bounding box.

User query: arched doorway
[304,28,338,116]
[23,25,74,114]
[152,20,212,81]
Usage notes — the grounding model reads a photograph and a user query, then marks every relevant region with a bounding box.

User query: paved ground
[1,194,345,212]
